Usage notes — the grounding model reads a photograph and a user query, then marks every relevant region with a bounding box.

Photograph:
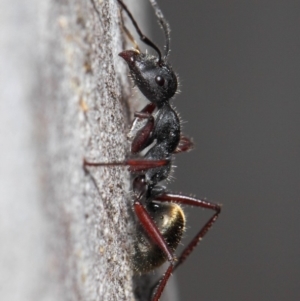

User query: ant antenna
[120,10,141,52]
[117,0,163,63]
[148,0,171,60]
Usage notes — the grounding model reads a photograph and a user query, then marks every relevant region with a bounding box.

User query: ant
[85,0,221,300]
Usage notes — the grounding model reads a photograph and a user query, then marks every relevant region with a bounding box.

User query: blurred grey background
[138,0,300,300]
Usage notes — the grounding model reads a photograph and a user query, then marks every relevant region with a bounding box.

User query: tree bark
[0,0,145,300]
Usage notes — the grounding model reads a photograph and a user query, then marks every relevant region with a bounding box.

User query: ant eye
[155,75,165,86]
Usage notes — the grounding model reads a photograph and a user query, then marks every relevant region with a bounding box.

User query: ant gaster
[85,1,221,300]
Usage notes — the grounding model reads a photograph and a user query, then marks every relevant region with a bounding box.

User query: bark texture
[0,0,141,300]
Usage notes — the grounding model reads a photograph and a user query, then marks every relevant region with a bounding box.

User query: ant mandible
[85,0,221,300]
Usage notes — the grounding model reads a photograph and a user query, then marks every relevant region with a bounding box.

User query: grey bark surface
[0,0,177,300]
[0,0,140,300]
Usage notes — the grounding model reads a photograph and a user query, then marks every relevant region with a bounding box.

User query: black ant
[85,0,221,300]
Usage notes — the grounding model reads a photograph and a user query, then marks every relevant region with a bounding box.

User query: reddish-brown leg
[148,194,220,300]
[130,103,156,131]
[83,158,170,172]
[129,103,156,133]
[155,193,221,270]
[131,111,155,154]
[130,103,156,154]
[134,201,176,301]
[174,135,194,154]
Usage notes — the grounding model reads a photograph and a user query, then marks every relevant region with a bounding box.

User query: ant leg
[129,103,157,153]
[123,25,140,52]
[134,201,176,301]
[131,112,155,154]
[119,8,141,52]
[128,158,170,172]
[83,158,170,172]
[155,193,221,270]
[129,103,156,133]
[174,135,194,154]
[152,265,173,301]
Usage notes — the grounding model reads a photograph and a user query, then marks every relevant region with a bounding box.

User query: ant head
[119,50,177,106]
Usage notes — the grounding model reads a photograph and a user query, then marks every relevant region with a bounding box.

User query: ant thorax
[128,103,180,152]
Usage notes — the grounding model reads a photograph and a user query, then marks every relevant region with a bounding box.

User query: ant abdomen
[133,201,185,273]
[119,50,178,106]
